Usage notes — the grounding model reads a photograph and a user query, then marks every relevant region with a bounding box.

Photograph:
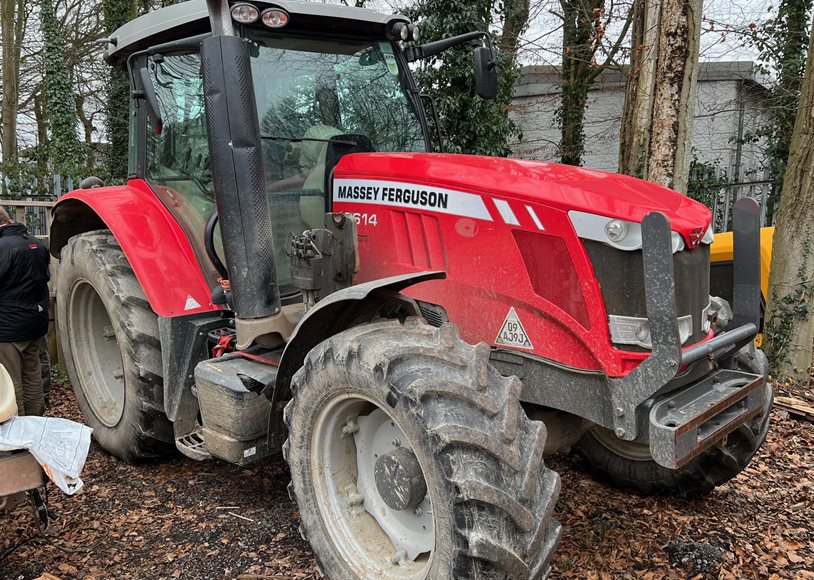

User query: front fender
[273,271,445,405]
[50,179,216,317]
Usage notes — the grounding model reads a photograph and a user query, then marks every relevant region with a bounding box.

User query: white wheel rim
[311,394,434,578]
[68,280,126,427]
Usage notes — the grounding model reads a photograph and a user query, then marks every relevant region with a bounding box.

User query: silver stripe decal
[526,205,545,230]
[494,199,519,225]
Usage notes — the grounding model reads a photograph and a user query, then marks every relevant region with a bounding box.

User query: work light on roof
[231,3,259,24]
[391,22,410,41]
[262,8,290,28]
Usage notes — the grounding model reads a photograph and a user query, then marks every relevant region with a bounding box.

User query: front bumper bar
[649,369,764,468]
[608,198,766,468]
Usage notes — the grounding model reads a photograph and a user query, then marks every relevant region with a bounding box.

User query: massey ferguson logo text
[333,178,493,221]
[335,184,450,210]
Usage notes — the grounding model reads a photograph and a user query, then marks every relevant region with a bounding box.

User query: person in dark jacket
[0,205,50,416]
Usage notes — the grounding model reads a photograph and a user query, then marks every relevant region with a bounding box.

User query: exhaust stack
[201,0,282,344]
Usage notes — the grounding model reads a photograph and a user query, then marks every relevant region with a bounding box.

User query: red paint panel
[390,211,413,265]
[55,179,217,318]
[513,230,590,329]
[336,194,607,371]
[421,214,447,270]
[405,212,429,269]
[335,153,712,246]
[333,153,716,377]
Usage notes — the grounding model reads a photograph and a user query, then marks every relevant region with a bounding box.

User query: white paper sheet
[0,416,92,495]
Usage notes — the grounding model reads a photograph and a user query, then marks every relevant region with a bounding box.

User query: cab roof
[105,0,408,65]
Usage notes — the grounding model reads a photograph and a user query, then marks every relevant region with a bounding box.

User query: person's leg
[0,341,25,415]
[38,336,51,408]
[20,340,44,416]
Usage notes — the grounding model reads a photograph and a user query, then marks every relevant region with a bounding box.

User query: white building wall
[511,62,771,179]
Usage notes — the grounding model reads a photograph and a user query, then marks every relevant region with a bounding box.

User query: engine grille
[584,240,710,350]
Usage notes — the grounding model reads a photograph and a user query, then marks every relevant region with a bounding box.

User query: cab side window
[146,52,214,222]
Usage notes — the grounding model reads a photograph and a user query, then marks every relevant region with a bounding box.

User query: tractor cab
[107,1,439,298]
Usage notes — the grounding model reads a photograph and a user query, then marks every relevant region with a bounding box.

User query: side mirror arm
[404,31,494,63]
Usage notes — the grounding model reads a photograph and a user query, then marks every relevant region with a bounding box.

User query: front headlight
[608,314,693,348]
[569,210,685,253]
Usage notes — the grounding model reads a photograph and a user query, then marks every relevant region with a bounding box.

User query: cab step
[175,428,211,461]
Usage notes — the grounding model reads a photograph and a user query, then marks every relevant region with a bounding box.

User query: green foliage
[686,153,730,227]
[743,0,813,216]
[50,364,72,391]
[0,161,35,199]
[557,0,604,166]
[41,0,86,182]
[104,0,137,181]
[405,0,522,156]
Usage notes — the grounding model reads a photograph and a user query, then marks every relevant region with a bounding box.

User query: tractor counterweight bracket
[608,212,681,440]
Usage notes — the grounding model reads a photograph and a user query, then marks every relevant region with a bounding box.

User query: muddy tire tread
[285,318,561,579]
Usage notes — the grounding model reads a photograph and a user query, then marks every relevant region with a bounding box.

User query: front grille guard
[607,198,763,462]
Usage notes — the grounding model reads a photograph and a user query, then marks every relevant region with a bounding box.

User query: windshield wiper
[260,135,358,146]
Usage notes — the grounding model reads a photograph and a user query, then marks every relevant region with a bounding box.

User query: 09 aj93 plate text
[495,307,534,349]
[334,178,493,221]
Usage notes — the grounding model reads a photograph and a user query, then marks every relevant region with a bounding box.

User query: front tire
[574,343,772,497]
[57,231,172,461]
[284,318,561,579]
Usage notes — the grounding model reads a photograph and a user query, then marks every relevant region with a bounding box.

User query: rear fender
[50,179,217,317]
[272,271,445,406]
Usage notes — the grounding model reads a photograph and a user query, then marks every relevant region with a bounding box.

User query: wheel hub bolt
[391,437,401,447]
[341,416,359,436]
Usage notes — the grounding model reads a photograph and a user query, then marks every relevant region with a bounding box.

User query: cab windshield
[145,34,426,293]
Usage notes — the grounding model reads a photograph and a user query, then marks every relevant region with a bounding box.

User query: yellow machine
[710,227,774,346]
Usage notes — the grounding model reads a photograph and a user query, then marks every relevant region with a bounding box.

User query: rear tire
[57,231,172,461]
[574,344,772,497]
[284,318,561,579]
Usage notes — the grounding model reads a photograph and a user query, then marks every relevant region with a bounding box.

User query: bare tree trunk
[619,0,658,178]
[764,28,814,382]
[618,0,700,193]
[0,0,24,166]
[499,0,530,64]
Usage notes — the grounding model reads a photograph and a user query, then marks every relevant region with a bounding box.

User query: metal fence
[0,199,55,237]
[688,165,778,233]
[0,174,69,238]
[711,179,776,233]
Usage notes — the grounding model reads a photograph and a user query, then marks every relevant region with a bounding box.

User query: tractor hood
[333,153,712,246]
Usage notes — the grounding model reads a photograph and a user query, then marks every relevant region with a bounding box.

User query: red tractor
[51,0,771,577]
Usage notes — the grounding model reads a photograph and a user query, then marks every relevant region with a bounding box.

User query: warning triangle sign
[495,307,533,349]
[184,295,201,311]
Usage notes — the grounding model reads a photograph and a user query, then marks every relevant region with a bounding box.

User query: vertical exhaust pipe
[200,1,282,335]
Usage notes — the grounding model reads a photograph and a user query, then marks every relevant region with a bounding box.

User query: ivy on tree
[41,0,86,183]
[743,0,813,220]
[405,0,523,157]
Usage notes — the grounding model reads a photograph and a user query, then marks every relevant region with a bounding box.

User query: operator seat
[296,124,343,229]
[298,129,375,229]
